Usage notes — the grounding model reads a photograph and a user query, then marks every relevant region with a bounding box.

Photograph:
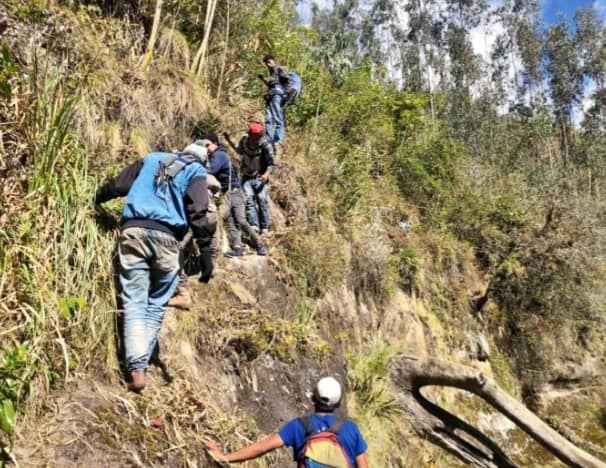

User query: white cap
[183,143,208,164]
[315,377,342,406]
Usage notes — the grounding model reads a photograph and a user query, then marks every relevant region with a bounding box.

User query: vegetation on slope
[1,0,605,465]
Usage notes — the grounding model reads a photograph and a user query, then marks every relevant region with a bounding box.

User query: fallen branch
[389,355,606,468]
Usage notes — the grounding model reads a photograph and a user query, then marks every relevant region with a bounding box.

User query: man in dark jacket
[95,143,216,392]
[197,134,267,256]
[224,123,274,238]
[259,54,290,146]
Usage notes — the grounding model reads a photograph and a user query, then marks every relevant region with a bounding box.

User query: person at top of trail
[204,377,369,467]
[94,142,216,392]
[197,133,267,257]
[224,123,274,239]
[258,53,291,148]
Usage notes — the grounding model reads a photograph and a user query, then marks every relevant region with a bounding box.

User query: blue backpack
[283,71,303,106]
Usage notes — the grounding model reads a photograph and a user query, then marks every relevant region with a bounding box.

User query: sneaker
[256,244,268,256]
[168,288,192,310]
[224,248,244,258]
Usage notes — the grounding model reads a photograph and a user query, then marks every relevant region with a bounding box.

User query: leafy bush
[390,245,420,292]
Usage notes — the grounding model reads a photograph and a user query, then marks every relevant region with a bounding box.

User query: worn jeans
[226,189,261,248]
[242,178,270,230]
[119,227,180,372]
[265,93,285,144]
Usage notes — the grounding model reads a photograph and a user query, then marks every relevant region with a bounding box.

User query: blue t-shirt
[278,414,368,467]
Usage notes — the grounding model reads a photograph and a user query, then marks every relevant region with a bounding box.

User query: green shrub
[390,245,420,292]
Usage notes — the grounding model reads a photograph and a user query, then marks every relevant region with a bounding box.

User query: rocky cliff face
[15,210,605,466]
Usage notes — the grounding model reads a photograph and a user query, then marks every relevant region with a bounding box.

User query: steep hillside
[1,1,605,467]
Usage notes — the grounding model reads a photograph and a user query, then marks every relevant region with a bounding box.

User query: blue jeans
[265,93,284,144]
[243,178,270,230]
[119,227,180,372]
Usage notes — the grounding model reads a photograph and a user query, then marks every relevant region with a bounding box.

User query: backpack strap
[298,415,314,437]
[327,417,345,435]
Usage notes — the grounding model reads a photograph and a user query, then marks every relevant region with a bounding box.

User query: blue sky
[542,0,604,24]
[297,1,606,26]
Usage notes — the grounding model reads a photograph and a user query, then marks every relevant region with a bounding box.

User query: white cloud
[594,0,606,18]
[296,0,333,24]
[469,21,504,62]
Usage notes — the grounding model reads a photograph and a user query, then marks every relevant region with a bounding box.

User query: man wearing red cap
[224,123,275,239]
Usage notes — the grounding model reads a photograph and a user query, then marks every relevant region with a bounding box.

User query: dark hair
[262,54,275,63]
[198,133,219,144]
[312,394,338,413]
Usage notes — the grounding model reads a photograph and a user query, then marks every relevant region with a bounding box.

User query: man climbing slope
[224,123,274,239]
[259,53,291,149]
[204,377,369,467]
[95,142,215,392]
[197,133,267,257]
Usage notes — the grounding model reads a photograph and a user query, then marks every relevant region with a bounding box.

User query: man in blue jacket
[95,143,216,392]
[197,134,267,256]
[204,377,369,467]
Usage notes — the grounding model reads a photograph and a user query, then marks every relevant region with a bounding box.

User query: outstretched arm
[222,132,239,153]
[205,433,284,463]
[94,159,143,205]
[355,452,369,468]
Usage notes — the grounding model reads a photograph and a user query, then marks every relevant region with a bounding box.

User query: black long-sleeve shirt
[235,135,275,180]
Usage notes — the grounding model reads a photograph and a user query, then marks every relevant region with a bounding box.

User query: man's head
[182,142,208,165]
[196,133,219,154]
[263,54,276,70]
[312,377,342,413]
[247,123,264,144]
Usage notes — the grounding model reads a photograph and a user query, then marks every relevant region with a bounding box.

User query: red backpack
[297,416,351,468]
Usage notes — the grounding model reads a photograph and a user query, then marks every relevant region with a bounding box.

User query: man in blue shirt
[204,377,369,467]
[95,143,215,392]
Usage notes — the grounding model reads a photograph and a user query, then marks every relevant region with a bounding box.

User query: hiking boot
[224,247,244,258]
[168,287,192,310]
[256,244,268,256]
[128,370,146,393]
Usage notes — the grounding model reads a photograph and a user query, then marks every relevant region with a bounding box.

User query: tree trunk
[139,0,164,71]
[191,0,218,81]
[215,0,230,101]
[389,355,606,468]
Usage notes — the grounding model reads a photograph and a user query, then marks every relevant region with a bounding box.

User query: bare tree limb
[216,0,230,101]
[390,355,606,468]
[191,0,218,81]
[139,0,164,71]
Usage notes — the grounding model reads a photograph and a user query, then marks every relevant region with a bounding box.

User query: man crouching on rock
[95,142,216,392]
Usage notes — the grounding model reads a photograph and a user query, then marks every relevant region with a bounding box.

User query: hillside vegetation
[0,0,605,466]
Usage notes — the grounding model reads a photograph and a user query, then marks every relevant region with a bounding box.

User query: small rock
[397,220,412,234]
[467,332,491,361]
[228,283,257,306]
